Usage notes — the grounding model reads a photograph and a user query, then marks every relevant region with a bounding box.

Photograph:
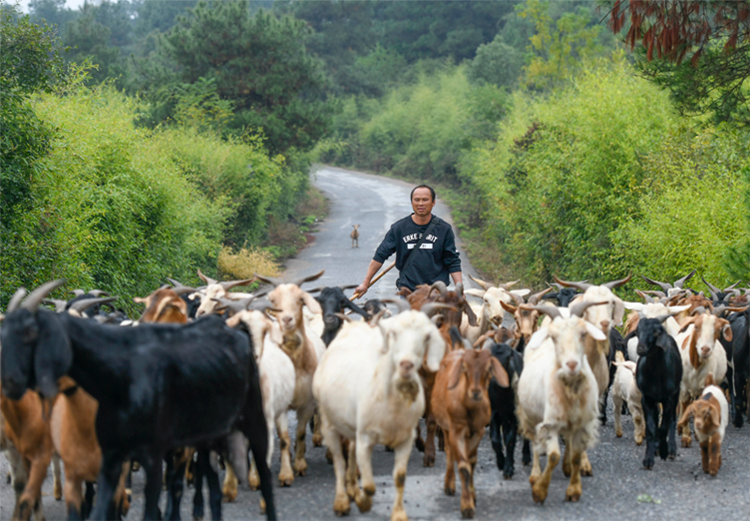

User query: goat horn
[42,299,69,313]
[69,297,118,315]
[88,289,110,297]
[421,302,457,318]
[547,281,564,291]
[171,285,198,296]
[21,280,67,312]
[674,269,697,289]
[691,306,707,316]
[197,269,218,286]
[214,297,254,317]
[381,298,411,314]
[70,289,85,297]
[635,290,655,304]
[293,270,325,288]
[569,300,608,318]
[219,277,257,291]
[724,280,741,292]
[334,313,353,323]
[642,276,673,293]
[468,273,492,291]
[553,275,593,292]
[428,281,448,298]
[602,273,632,290]
[254,273,284,288]
[498,279,520,290]
[713,305,748,317]
[531,304,562,320]
[701,275,721,296]
[644,290,666,298]
[369,309,387,327]
[510,292,525,307]
[339,284,358,291]
[527,287,553,305]
[7,288,28,312]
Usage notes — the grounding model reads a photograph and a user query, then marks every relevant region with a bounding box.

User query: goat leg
[164,450,187,521]
[321,412,350,516]
[142,454,166,521]
[246,422,276,521]
[90,450,126,521]
[502,417,518,480]
[390,439,412,521]
[353,436,376,513]
[642,397,659,469]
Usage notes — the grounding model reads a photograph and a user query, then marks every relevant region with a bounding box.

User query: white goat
[611,351,645,445]
[675,309,730,448]
[517,301,605,504]
[313,307,446,521]
[461,275,529,343]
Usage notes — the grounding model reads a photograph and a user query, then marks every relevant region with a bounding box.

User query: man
[355,184,463,297]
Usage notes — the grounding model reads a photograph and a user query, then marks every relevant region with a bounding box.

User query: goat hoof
[423,455,435,468]
[580,467,592,477]
[279,477,293,487]
[531,486,547,504]
[503,468,514,480]
[444,486,455,496]
[681,437,692,448]
[643,457,654,470]
[384,445,394,453]
[461,507,475,519]
[333,495,351,516]
[566,491,581,502]
[615,430,623,438]
[313,434,324,447]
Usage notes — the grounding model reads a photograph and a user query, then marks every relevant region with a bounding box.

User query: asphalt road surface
[4,166,750,520]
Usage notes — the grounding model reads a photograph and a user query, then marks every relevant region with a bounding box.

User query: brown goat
[0,389,60,521]
[499,288,552,344]
[432,348,509,518]
[350,224,360,248]
[134,287,189,324]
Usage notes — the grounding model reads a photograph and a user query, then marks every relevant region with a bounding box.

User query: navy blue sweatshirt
[373,214,462,291]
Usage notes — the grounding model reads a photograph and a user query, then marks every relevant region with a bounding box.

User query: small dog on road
[350,224,360,248]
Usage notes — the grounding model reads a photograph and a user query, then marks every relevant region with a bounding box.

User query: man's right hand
[354,282,369,298]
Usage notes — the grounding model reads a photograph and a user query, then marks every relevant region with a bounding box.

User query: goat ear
[424,329,446,372]
[447,360,465,390]
[584,321,607,341]
[709,406,721,427]
[490,357,510,388]
[677,403,695,431]
[679,316,698,333]
[527,327,549,350]
[267,321,283,345]
[378,323,391,354]
[657,331,676,352]
[623,302,645,311]
[613,297,625,327]
[301,291,322,314]
[463,302,478,327]
[720,319,732,342]
[34,314,72,399]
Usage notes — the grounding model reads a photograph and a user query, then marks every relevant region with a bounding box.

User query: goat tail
[248,433,276,521]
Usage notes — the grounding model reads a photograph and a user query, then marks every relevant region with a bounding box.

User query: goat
[676,308,733,448]
[254,270,326,476]
[611,351,645,445]
[486,341,528,479]
[461,275,529,344]
[0,280,276,521]
[635,313,683,469]
[313,301,446,521]
[362,299,390,320]
[543,281,583,307]
[193,273,257,318]
[516,301,606,503]
[498,288,552,348]
[225,310,294,498]
[432,347,508,518]
[350,224,360,248]
[314,286,369,346]
[642,269,697,298]
[677,374,728,476]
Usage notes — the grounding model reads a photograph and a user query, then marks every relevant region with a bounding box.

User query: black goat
[487,341,529,478]
[315,286,369,346]
[635,314,683,469]
[543,284,580,307]
[1,281,276,521]
[362,299,389,320]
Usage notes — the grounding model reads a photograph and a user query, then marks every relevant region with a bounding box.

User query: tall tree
[163,0,332,154]
[28,0,78,32]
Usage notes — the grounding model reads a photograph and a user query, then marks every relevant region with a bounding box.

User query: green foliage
[467,35,524,89]
[63,8,123,85]
[518,0,603,90]
[161,1,332,154]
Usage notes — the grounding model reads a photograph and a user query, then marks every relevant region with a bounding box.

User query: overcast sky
[17,0,88,13]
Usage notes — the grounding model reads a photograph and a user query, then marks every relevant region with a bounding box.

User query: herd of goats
[1,268,749,521]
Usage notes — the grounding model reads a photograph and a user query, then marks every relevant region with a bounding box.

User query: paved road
[4,166,750,520]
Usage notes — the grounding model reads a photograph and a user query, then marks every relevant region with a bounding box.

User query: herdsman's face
[411,188,435,218]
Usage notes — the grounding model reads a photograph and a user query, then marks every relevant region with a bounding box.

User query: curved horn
[42,299,69,313]
[635,290,656,304]
[70,289,86,297]
[712,305,748,317]
[643,290,667,298]
[527,287,553,305]
[88,289,110,297]
[553,275,593,292]
[420,302,457,318]
[214,297,255,317]
[532,304,562,321]
[7,288,28,313]
[468,273,492,291]
[197,268,218,286]
[547,281,564,291]
[381,298,411,314]
[509,292,525,307]
[569,300,608,318]
[254,272,285,288]
[334,313,354,323]
[674,269,696,289]
[603,273,632,290]
[498,279,520,290]
[68,297,118,315]
[691,306,707,316]
[339,284,359,292]
[219,277,256,291]
[293,270,325,288]
[428,281,448,298]
[642,276,673,293]
[21,280,67,311]
[723,280,741,292]
[171,285,198,296]
[701,275,721,297]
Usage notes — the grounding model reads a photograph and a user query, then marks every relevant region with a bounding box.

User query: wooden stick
[351,261,396,300]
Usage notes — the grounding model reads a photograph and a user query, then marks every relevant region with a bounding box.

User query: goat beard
[395,378,420,403]
[556,368,587,393]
